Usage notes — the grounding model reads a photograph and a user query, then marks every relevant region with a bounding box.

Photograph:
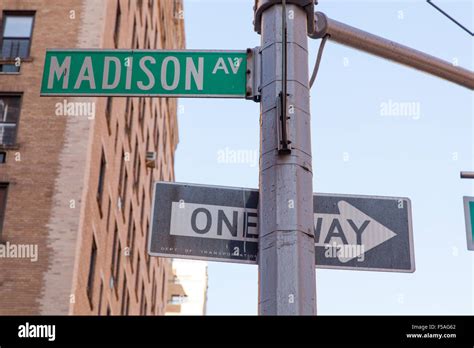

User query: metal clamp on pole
[276,92,291,154]
[277,0,291,154]
[246,47,262,102]
[254,0,316,35]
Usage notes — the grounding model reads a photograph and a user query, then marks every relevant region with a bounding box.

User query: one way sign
[148,182,415,273]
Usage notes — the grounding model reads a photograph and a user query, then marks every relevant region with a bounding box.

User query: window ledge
[0,144,20,151]
[0,57,33,64]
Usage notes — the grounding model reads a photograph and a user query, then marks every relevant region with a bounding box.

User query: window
[151,270,156,314]
[163,124,168,165]
[111,224,120,291]
[133,139,140,190]
[119,150,126,215]
[106,196,112,233]
[105,98,112,134]
[119,149,125,191]
[0,151,5,163]
[140,281,146,315]
[154,118,160,153]
[135,254,140,299]
[97,280,104,315]
[0,183,8,238]
[0,95,21,146]
[139,98,145,136]
[161,271,166,300]
[137,157,141,191]
[140,190,145,233]
[1,13,35,72]
[130,221,136,267]
[123,170,128,212]
[170,295,187,305]
[86,236,98,306]
[145,131,150,160]
[125,98,131,135]
[97,150,106,210]
[149,173,153,199]
[113,2,121,48]
[126,206,133,259]
[121,277,129,315]
[145,220,150,271]
[115,243,122,291]
[114,121,119,151]
[143,20,148,52]
[131,17,137,48]
[129,101,135,138]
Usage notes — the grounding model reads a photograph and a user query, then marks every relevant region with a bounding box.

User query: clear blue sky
[175,0,474,314]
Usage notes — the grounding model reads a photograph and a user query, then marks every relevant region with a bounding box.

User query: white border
[40,49,248,98]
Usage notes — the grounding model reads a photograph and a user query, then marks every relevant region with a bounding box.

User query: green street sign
[40,49,248,98]
[463,196,474,251]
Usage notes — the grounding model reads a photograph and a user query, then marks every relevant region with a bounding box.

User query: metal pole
[461,171,474,179]
[256,1,316,315]
[310,12,474,90]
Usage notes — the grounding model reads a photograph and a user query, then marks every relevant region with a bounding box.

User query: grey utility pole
[254,0,317,315]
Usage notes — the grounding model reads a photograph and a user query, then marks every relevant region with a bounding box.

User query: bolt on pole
[254,0,317,315]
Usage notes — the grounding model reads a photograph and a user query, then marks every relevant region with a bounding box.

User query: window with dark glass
[140,190,145,233]
[130,221,136,267]
[97,150,106,209]
[0,151,5,163]
[106,196,112,233]
[1,13,34,72]
[97,280,104,315]
[121,277,129,315]
[119,149,125,200]
[113,2,121,48]
[135,254,140,299]
[111,224,121,293]
[0,183,8,238]
[105,97,112,134]
[140,281,146,315]
[151,270,156,314]
[0,95,21,146]
[87,236,98,306]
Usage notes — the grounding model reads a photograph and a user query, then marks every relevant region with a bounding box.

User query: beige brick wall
[0,0,86,315]
[0,0,185,315]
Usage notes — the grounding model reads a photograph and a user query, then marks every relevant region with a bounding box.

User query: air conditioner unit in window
[146,151,157,168]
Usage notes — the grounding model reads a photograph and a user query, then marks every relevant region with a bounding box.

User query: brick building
[166,259,208,315]
[0,0,184,315]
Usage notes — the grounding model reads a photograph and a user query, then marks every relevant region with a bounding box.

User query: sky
[174,0,474,315]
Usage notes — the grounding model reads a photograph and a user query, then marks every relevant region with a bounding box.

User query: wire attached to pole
[309,34,329,88]
[278,0,291,154]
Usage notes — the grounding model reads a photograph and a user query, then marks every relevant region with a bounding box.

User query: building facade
[165,259,208,315]
[0,0,184,315]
